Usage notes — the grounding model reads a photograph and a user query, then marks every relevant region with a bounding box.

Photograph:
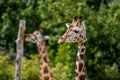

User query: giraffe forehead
[36,34,43,42]
[66,27,80,34]
[28,32,43,44]
[72,22,78,27]
[73,27,80,30]
[31,35,35,38]
[32,32,42,38]
[33,31,39,35]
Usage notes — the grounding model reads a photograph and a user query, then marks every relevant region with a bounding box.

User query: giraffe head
[25,30,49,45]
[58,16,87,44]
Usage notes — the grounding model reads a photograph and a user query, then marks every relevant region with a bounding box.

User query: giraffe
[25,30,56,80]
[58,16,88,80]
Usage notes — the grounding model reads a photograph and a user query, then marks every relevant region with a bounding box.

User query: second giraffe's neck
[37,41,56,80]
[75,41,88,80]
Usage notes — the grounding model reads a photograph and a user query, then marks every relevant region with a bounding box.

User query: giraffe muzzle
[58,37,65,44]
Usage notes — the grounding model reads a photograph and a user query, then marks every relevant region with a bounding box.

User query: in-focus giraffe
[58,16,88,80]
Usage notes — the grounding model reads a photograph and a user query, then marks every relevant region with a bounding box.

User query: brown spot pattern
[38,47,42,51]
[84,42,86,46]
[44,76,49,80]
[81,42,84,46]
[79,75,85,80]
[84,37,86,40]
[42,48,46,53]
[79,63,83,72]
[75,71,79,76]
[81,48,85,52]
[34,36,37,40]
[43,56,48,63]
[40,61,43,65]
[50,73,54,77]
[77,38,79,40]
[80,54,84,59]
[75,36,78,39]
[79,34,81,37]
[81,35,83,38]
[43,66,49,74]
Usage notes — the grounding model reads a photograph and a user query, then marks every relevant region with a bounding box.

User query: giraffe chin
[57,39,65,44]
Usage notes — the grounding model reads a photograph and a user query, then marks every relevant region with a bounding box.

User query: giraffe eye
[74,30,79,33]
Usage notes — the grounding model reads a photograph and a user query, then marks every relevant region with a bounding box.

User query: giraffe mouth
[58,39,64,44]
[58,37,65,44]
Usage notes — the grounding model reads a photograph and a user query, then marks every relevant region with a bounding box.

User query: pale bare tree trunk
[14,20,26,80]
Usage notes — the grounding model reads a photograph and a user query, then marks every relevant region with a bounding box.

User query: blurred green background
[0,0,120,80]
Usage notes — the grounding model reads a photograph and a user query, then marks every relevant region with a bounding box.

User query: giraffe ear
[39,29,44,34]
[44,36,49,40]
[72,15,77,23]
[81,21,85,27]
[65,23,71,28]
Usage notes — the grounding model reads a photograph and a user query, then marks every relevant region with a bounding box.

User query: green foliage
[21,55,39,80]
[0,0,120,80]
[0,52,39,80]
[0,52,14,80]
[52,63,74,80]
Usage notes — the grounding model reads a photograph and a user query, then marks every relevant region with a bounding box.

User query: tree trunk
[14,20,26,80]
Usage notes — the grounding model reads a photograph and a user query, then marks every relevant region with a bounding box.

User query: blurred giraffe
[25,30,56,80]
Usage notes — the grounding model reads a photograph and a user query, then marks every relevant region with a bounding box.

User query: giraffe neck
[75,41,88,80]
[37,41,56,80]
